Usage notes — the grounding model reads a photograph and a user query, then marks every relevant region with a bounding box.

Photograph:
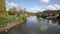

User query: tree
[8,7,17,15]
[0,0,6,17]
[19,9,25,15]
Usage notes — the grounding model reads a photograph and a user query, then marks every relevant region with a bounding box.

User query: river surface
[0,16,60,34]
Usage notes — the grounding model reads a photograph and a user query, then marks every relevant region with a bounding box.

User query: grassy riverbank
[0,15,16,28]
[0,15,26,32]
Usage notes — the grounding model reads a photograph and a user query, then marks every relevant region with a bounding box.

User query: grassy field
[0,15,18,29]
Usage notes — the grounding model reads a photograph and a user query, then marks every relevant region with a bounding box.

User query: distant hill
[42,10,60,14]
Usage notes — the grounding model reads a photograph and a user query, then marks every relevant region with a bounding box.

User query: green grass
[0,15,26,29]
[0,15,16,22]
[0,15,17,29]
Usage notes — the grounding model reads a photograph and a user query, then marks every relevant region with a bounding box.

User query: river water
[0,16,60,34]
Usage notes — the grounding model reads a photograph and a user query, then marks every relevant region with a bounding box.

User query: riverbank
[4,16,60,34]
[0,16,26,32]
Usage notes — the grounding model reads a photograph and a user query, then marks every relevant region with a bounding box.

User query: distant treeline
[36,10,60,19]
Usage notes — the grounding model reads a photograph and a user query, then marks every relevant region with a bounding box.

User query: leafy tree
[8,7,17,15]
[19,9,25,15]
[0,0,6,17]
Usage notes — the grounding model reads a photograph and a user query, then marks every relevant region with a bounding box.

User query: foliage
[0,0,7,17]
[8,7,17,15]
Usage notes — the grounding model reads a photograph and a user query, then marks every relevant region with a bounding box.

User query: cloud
[40,0,49,3]
[46,4,60,10]
[8,2,18,8]
[6,1,9,4]
[6,1,19,10]
[28,6,42,13]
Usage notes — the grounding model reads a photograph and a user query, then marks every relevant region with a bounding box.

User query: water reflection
[47,20,60,26]
[1,16,60,34]
[9,16,60,34]
[57,20,60,25]
[27,16,37,23]
[37,17,60,26]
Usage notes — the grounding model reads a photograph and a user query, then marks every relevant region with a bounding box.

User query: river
[0,16,60,34]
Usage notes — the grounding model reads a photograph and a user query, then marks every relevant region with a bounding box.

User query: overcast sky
[6,0,60,13]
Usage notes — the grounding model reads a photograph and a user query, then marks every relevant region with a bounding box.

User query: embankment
[0,17,26,32]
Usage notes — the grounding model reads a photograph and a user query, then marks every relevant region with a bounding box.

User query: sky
[6,0,60,13]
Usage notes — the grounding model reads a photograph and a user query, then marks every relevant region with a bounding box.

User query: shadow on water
[58,20,60,25]
[0,21,26,34]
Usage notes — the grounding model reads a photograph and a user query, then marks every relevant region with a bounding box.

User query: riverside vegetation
[0,0,60,32]
[0,0,27,32]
